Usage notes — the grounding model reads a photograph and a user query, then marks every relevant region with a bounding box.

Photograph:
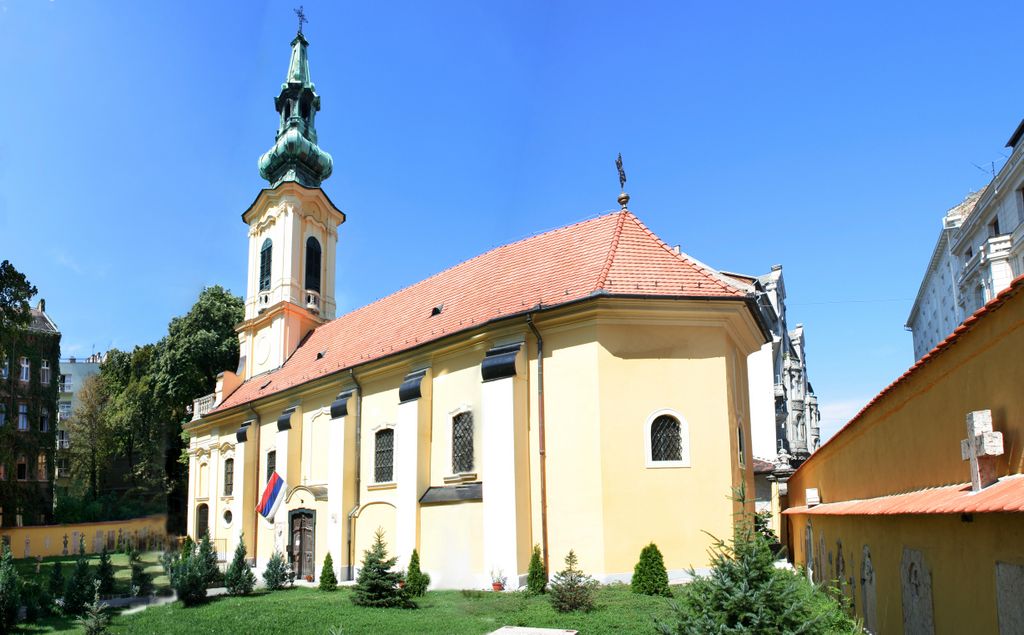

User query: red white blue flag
[257,472,286,520]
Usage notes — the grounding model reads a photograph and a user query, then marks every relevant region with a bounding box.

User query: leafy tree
[95,547,116,596]
[224,536,256,596]
[526,544,546,595]
[0,544,20,634]
[656,487,859,634]
[263,551,289,591]
[548,550,598,613]
[0,259,36,337]
[76,581,110,635]
[64,539,94,616]
[319,552,338,591]
[67,375,114,499]
[102,345,165,495]
[632,543,671,597]
[404,549,430,597]
[48,559,66,597]
[352,529,413,608]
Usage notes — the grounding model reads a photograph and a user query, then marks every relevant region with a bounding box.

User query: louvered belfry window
[305,237,321,293]
[651,415,682,462]
[452,412,474,474]
[375,429,394,483]
[259,238,273,291]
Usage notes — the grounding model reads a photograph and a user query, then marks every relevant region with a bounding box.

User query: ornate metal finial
[294,5,308,35]
[615,153,630,209]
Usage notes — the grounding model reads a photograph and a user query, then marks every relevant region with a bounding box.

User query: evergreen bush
[20,579,51,623]
[0,544,21,634]
[197,533,222,588]
[96,547,116,596]
[632,543,671,597]
[262,551,289,591]
[48,559,65,598]
[76,581,110,635]
[319,553,338,591]
[352,529,414,608]
[655,486,859,634]
[166,539,208,607]
[548,550,598,613]
[130,561,154,597]
[526,544,547,595]
[404,549,430,597]
[224,537,256,596]
[64,539,94,616]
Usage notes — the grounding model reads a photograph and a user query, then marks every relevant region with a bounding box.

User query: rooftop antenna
[294,5,308,35]
[615,153,630,210]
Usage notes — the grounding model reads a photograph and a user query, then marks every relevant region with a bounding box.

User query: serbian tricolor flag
[257,472,286,520]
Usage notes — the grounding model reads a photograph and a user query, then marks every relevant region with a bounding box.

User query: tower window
[374,428,394,483]
[305,237,321,293]
[259,239,273,291]
[452,411,474,474]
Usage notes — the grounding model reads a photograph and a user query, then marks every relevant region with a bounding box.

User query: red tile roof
[214,210,748,414]
[793,273,1024,479]
[783,475,1024,516]
[752,458,775,474]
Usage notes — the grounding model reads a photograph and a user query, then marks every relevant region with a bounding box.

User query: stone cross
[960,409,1003,492]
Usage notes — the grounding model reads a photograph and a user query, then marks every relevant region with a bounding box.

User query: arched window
[644,410,690,468]
[15,457,27,481]
[196,504,209,538]
[305,237,321,293]
[223,458,234,496]
[259,238,273,292]
[374,429,394,483]
[452,411,474,474]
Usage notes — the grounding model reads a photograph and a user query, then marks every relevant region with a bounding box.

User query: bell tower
[236,23,345,380]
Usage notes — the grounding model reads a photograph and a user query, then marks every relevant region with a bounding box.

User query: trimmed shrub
[76,580,110,635]
[632,543,671,597]
[0,544,21,634]
[64,539,94,616]
[224,537,256,596]
[319,553,338,591]
[526,544,547,595]
[405,549,430,597]
[263,551,289,591]
[655,486,859,634]
[96,547,116,596]
[352,529,414,608]
[48,559,66,598]
[548,550,597,613]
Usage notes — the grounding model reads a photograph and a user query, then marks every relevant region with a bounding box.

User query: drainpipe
[346,368,363,581]
[526,314,549,575]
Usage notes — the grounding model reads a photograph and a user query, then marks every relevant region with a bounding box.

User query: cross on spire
[960,409,1004,492]
[615,153,630,210]
[294,5,308,35]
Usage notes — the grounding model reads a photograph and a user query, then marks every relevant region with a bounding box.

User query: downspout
[346,368,363,581]
[526,314,550,575]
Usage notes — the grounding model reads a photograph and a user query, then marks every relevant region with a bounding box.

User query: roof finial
[294,5,308,35]
[615,153,630,210]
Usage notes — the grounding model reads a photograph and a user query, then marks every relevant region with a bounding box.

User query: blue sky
[1,1,1021,441]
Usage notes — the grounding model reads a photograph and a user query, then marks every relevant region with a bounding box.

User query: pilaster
[328,389,354,581]
[395,368,430,569]
[275,406,297,553]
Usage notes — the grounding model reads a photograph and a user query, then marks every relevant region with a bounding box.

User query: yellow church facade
[184,27,767,589]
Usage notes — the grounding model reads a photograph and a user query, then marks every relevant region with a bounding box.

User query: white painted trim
[643,408,691,468]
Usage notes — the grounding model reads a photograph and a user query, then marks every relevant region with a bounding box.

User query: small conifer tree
[0,543,21,634]
[263,550,289,591]
[96,547,116,596]
[76,581,110,635]
[48,559,66,598]
[64,538,94,616]
[404,549,430,597]
[224,536,256,596]
[352,529,413,608]
[130,560,154,597]
[167,539,208,607]
[319,553,338,591]
[197,533,221,587]
[548,550,598,613]
[526,544,547,595]
[632,543,671,597]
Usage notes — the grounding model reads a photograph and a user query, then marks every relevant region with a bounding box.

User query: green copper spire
[258,26,333,189]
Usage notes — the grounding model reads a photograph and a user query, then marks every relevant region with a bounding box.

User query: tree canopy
[0,260,36,337]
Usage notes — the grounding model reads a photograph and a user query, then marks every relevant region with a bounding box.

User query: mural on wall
[901,547,935,635]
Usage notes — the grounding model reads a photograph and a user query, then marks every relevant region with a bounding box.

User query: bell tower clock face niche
[236,25,346,381]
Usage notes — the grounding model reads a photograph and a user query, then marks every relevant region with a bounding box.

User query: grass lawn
[14,551,170,597]
[107,585,680,634]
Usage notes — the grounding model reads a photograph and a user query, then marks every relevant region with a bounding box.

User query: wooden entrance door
[290,511,315,580]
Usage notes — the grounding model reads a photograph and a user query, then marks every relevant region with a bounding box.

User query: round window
[223,510,233,526]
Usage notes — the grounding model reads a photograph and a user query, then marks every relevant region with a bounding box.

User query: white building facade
[907,119,1024,359]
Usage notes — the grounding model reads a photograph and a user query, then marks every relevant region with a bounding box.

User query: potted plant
[490,568,507,592]
[305,574,314,583]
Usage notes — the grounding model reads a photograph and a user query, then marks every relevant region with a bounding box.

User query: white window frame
[644,408,690,468]
[40,359,50,385]
[19,357,30,382]
[448,405,475,478]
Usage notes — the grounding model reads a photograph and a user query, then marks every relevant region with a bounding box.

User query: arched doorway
[196,504,209,538]
[289,509,315,580]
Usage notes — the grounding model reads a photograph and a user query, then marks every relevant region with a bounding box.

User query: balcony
[305,290,321,315]
[191,393,217,421]
[959,234,1012,288]
[59,383,73,393]
[57,439,70,450]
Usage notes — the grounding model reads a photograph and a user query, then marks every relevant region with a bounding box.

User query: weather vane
[615,153,630,210]
[295,5,308,35]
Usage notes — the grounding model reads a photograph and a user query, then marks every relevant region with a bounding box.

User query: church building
[184,24,770,588]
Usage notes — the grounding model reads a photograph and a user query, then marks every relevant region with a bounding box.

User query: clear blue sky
[1,1,1021,441]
